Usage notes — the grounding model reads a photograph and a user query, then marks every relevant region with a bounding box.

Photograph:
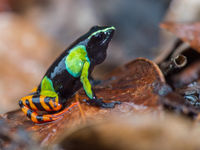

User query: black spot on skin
[36,116,43,122]
[44,97,53,110]
[32,95,45,111]
[25,99,30,108]
[19,100,24,108]
[27,109,32,118]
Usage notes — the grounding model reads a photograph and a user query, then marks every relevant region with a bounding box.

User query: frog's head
[85,26,115,65]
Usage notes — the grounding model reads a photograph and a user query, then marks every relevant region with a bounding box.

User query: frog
[19,26,120,123]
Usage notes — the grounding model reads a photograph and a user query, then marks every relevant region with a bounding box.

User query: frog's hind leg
[19,96,62,123]
[19,95,78,123]
[19,105,62,123]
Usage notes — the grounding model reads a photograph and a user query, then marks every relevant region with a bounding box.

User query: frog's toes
[87,98,121,108]
[100,101,121,108]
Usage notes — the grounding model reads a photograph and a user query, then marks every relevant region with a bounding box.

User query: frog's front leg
[80,61,121,108]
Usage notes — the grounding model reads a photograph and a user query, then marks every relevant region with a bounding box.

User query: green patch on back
[65,45,90,78]
[40,76,58,97]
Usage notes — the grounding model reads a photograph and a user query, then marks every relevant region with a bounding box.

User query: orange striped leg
[20,106,62,123]
[19,97,62,123]
[19,95,62,112]
[19,95,78,123]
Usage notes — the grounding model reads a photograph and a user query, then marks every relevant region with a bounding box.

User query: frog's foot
[87,98,121,108]
[49,102,78,116]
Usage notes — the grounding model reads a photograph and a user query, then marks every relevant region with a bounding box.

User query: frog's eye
[94,32,106,40]
[95,32,103,38]
[89,32,106,45]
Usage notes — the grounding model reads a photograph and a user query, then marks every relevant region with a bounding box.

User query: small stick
[160,54,187,76]
[75,93,86,122]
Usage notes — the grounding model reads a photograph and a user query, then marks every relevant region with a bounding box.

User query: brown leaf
[0,119,41,150]
[157,23,200,117]
[156,33,200,88]
[0,0,10,11]
[0,58,167,146]
[160,92,199,118]
[58,115,200,150]
[160,22,200,53]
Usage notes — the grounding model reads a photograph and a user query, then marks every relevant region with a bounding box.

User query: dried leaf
[157,24,200,88]
[172,60,200,87]
[0,119,40,150]
[0,58,167,146]
[160,92,199,118]
[157,22,200,118]
[160,22,200,53]
[58,115,200,150]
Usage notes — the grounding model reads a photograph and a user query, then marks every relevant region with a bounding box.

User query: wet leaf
[0,58,167,146]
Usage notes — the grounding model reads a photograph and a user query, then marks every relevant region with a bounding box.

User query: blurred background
[0,0,200,113]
